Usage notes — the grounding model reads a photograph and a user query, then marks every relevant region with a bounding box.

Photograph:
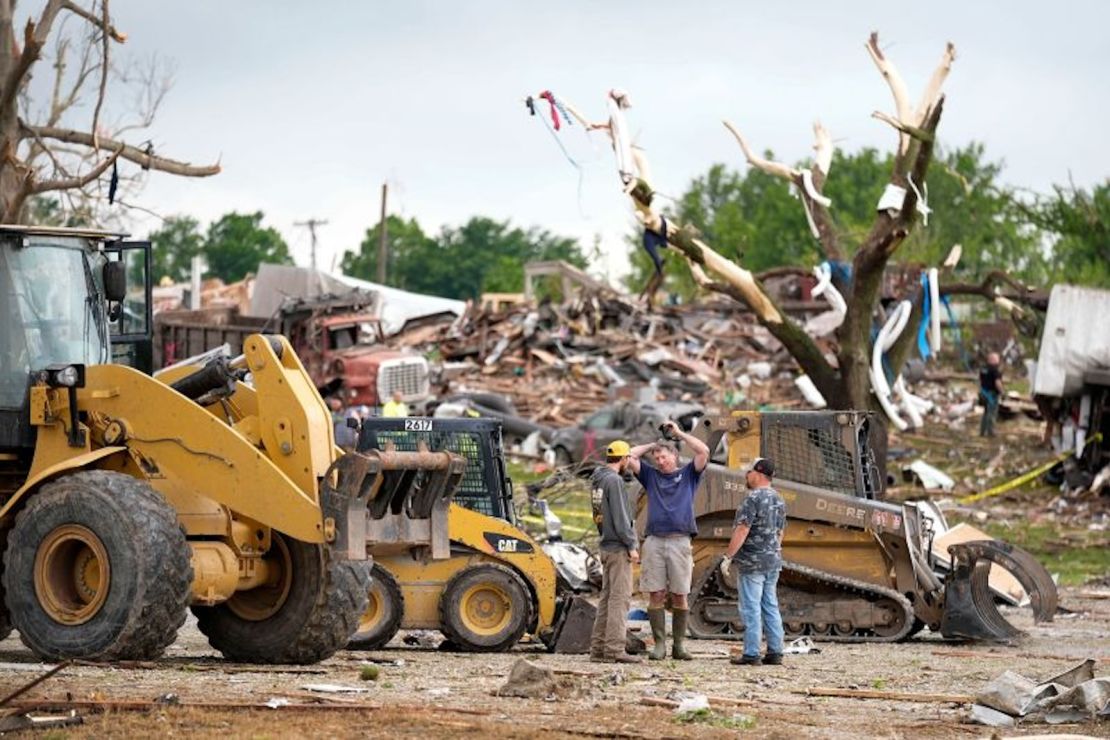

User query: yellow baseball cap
[606,440,631,458]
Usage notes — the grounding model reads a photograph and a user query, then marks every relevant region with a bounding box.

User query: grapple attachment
[321,441,465,561]
[940,539,1058,641]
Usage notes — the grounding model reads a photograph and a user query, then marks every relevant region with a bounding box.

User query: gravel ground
[0,588,1107,738]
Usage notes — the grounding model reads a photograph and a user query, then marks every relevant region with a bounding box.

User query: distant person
[979,352,1004,437]
[588,440,641,664]
[721,457,785,667]
[382,390,409,418]
[628,421,710,661]
[328,397,358,450]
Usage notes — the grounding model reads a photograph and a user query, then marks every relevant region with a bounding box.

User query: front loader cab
[0,226,150,455]
[357,416,515,524]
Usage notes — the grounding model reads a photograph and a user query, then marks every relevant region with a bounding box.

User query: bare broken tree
[612,33,959,411]
[0,0,219,224]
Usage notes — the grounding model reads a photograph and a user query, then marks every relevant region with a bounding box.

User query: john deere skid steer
[670,411,1057,642]
[0,226,460,663]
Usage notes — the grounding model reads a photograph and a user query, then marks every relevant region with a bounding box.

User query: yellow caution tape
[958,433,1102,505]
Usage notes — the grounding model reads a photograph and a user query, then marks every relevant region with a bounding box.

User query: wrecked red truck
[154,291,431,408]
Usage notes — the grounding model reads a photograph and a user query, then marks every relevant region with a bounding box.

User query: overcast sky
[93,1,1110,283]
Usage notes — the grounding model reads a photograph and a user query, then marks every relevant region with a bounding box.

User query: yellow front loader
[0,226,461,663]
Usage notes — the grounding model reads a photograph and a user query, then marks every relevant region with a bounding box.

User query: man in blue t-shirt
[628,421,710,661]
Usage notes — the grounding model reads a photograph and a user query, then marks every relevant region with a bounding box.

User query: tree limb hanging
[24,123,221,176]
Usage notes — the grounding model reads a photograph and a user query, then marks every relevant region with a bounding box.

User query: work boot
[589,652,608,663]
[647,608,667,661]
[763,652,784,665]
[730,653,762,666]
[671,608,692,660]
[609,652,643,664]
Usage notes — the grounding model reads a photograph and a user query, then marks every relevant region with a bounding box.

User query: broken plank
[801,687,972,704]
[930,649,1099,663]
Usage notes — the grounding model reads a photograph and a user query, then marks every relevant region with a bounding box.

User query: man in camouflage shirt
[721,457,786,666]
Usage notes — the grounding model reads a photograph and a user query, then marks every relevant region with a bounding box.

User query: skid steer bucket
[940,540,1058,641]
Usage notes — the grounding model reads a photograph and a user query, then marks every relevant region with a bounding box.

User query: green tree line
[142,212,587,299]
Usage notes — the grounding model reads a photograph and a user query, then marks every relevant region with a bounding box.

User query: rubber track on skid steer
[688,558,915,643]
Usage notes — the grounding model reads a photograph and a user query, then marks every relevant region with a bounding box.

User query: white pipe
[871,300,912,430]
[894,376,923,428]
[881,300,911,352]
[928,267,941,354]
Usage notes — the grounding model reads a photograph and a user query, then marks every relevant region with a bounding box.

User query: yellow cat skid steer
[348,417,599,652]
[0,226,461,663]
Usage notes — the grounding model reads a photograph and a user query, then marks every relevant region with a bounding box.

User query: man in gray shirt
[589,440,642,663]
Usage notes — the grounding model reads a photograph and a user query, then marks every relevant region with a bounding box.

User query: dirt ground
[0,589,1107,739]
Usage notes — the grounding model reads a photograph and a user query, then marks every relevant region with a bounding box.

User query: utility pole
[294,218,328,271]
[377,182,388,284]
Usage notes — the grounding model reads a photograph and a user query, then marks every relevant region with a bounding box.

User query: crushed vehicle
[643,411,1058,642]
[546,399,704,465]
[0,226,459,664]
[348,416,600,653]
[154,290,431,409]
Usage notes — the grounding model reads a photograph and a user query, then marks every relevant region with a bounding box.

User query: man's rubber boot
[671,609,693,660]
[648,608,667,661]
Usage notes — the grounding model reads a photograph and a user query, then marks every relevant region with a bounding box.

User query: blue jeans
[738,568,785,658]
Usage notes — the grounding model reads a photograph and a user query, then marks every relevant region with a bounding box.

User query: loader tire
[439,564,530,652]
[2,471,192,661]
[0,527,11,642]
[194,532,370,664]
[348,563,404,650]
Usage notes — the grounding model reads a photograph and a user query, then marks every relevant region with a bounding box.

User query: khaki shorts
[639,535,693,595]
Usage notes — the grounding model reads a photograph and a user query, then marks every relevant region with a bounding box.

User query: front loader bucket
[940,540,1058,641]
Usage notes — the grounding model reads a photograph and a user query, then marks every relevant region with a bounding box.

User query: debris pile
[394,291,820,426]
[970,658,1109,727]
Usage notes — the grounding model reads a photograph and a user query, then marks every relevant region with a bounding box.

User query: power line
[293,217,329,271]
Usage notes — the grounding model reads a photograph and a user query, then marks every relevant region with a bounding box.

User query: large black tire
[348,563,404,650]
[438,564,531,652]
[194,532,370,664]
[0,527,11,642]
[2,471,192,661]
